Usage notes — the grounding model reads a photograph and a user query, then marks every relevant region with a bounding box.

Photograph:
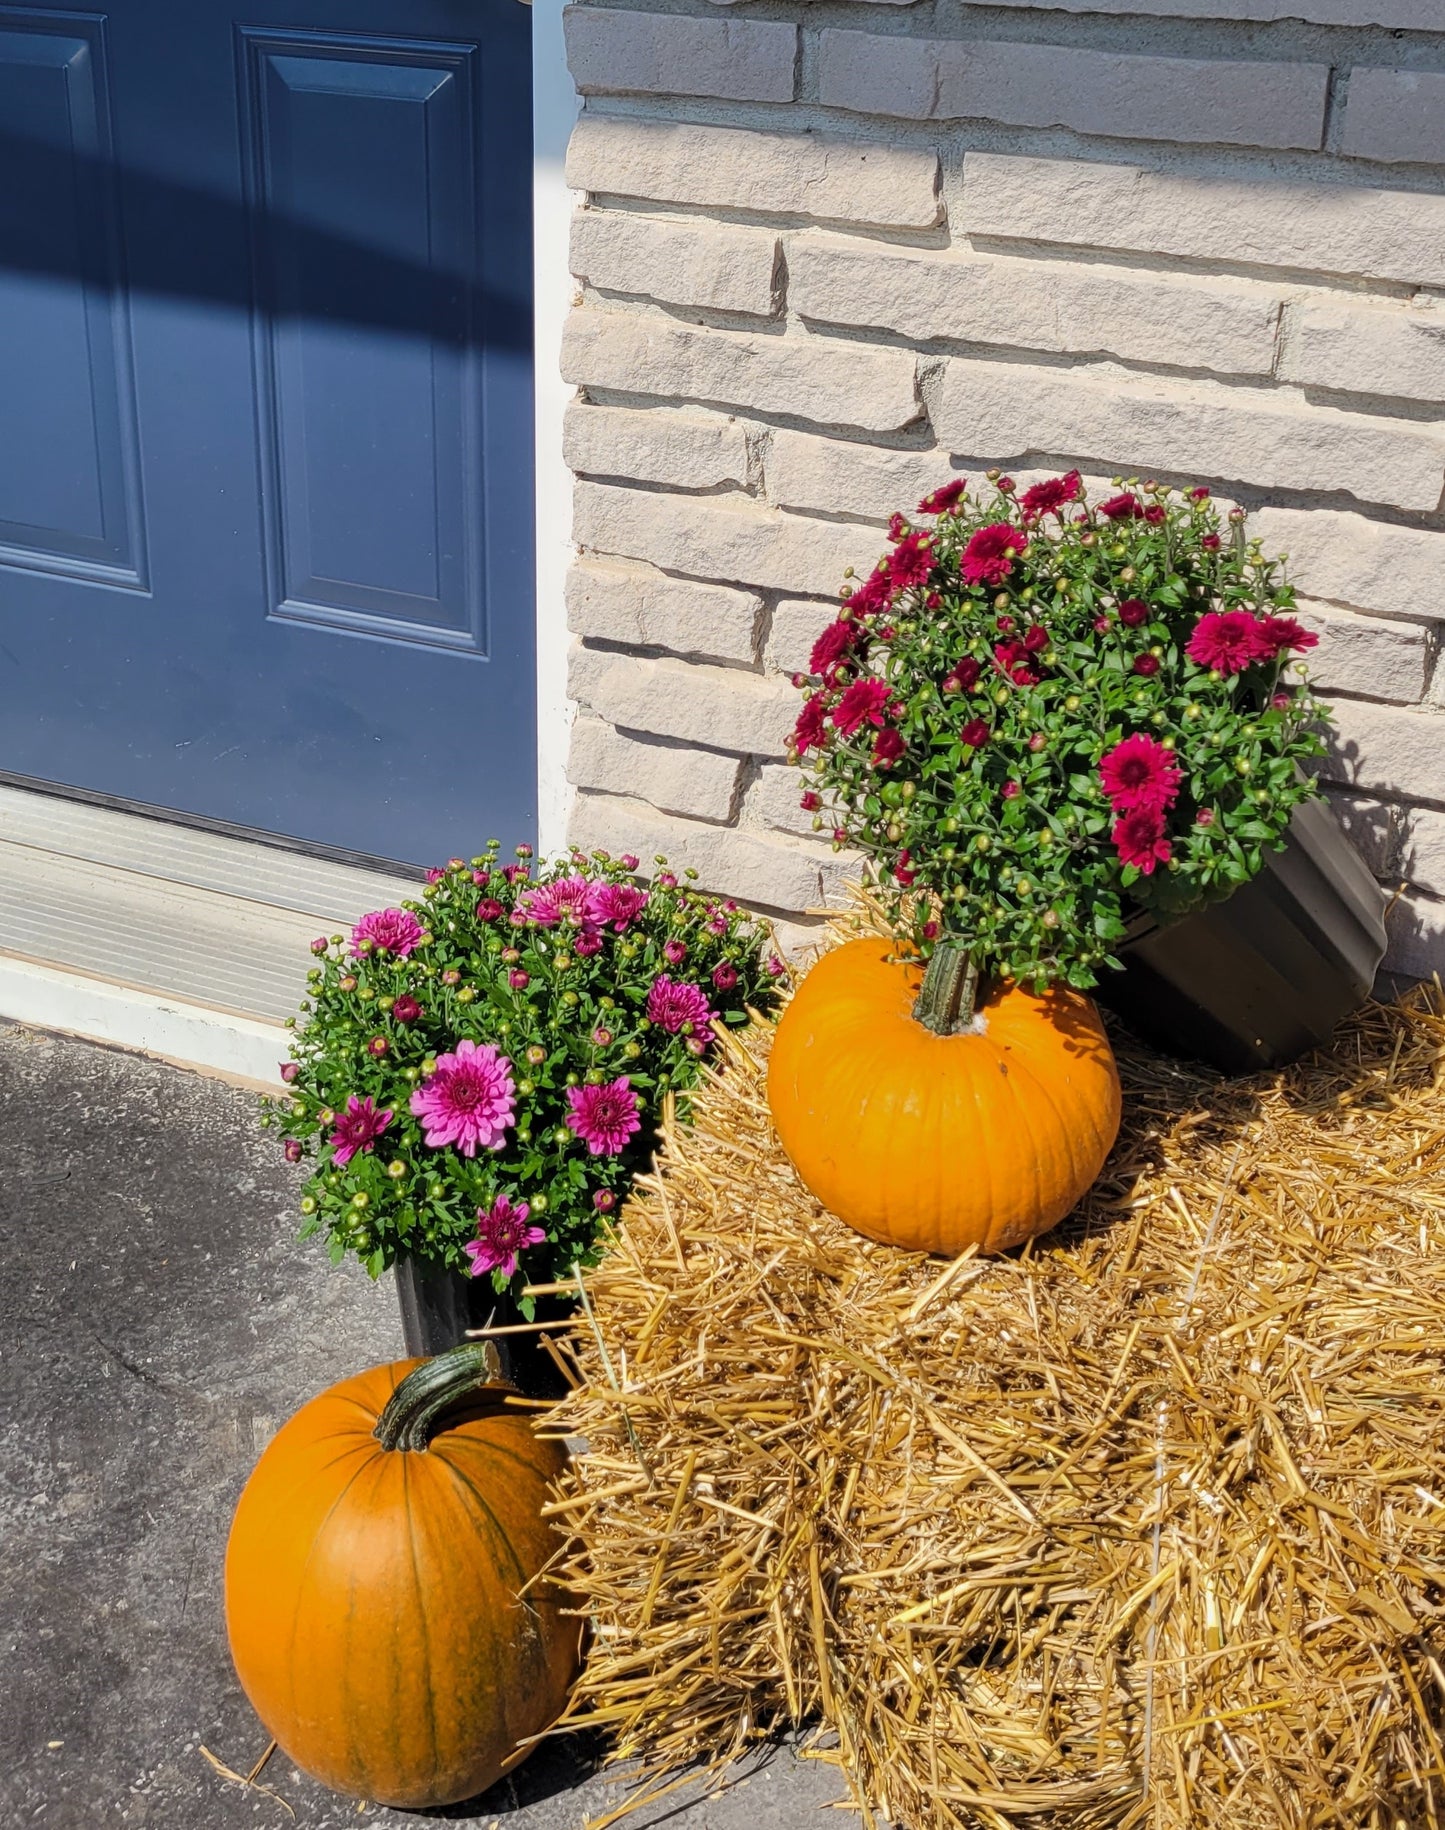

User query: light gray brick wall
[558,0,1445,972]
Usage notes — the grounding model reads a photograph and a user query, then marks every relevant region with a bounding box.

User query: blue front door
[0,0,534,866]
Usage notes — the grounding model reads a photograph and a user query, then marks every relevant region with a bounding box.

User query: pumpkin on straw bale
[543,930,1445,1830]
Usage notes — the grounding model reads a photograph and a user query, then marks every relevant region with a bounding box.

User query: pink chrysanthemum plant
[789,470,1327,1018]
[264,844,785,1310]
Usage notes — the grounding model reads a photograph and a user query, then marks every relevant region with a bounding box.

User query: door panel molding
[0,9,147,589]
[238,27,488,655]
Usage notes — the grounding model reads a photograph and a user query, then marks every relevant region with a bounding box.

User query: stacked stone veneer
[558,0,1445,971]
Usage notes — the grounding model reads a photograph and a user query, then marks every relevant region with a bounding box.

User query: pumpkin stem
[373,1340,509,1453]
[913,940,981,1036]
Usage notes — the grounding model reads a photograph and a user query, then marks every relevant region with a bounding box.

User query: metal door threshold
[0,785,417,1085]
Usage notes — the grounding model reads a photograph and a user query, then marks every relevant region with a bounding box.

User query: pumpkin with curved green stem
[767,938,1121,1255]
[224,1342,578,1808]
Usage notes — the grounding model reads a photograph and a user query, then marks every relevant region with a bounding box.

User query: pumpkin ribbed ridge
[767,939,1122,1255]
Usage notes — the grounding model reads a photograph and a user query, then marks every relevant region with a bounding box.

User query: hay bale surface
[546,953,1445,1829]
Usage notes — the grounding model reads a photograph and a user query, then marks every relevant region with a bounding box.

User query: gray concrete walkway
[0,1023,845,1830]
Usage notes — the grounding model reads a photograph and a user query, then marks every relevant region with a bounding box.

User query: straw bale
[544,929,1445,1829]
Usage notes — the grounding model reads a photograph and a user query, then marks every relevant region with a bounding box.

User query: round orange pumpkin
[767,938,1121,1255]
[224,1343,579,1809]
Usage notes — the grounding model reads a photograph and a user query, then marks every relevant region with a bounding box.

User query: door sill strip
[0,783,419,1082]
[0,954,289,1089]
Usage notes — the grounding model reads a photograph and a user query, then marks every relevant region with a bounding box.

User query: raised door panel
[240,32,485,652]
[0,11,144,585]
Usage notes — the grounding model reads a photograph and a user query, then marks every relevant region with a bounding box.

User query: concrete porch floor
[0,1022,847,1830]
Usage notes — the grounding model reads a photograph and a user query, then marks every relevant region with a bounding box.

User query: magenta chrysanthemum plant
[791,472,1327,992]
[263,843,785,1307]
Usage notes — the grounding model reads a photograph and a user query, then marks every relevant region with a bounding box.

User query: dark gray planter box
[394,1254,574,1398]
[1093,796,1388,1074]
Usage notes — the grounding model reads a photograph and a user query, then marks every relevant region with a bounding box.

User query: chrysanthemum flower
[793,695,829,757]
[1099,734,1182,813]
[518,876,591,926]
[1098,492,1144,520]
[993,639,1038,685]
[950,658,984,697]
[960,523,1029,587]
[565,1077,642,1156]
[1018,470,1082,520]
[409,1040,516,1156]
[832,678,892,736]
[1186,610,1271,676]
[646,975,714,1036]
[330,1095,393,1167]
[886,532,935,594]
[810,619,863,680]
[873,728,906,767]
[464,1195,545,1279]
[350,907,423,958]
[917,477,967,515]
[1254,616,1318,658]
[584,882,648,931]
[846,568,891,618]
[1111,806,1173,874]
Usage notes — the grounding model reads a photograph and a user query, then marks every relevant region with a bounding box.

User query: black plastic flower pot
[1093,795,1388,1075]
[393,1254,576,1400]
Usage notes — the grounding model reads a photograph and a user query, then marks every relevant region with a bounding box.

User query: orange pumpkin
[225,1343,578,1809]
[767,938,1121,1255]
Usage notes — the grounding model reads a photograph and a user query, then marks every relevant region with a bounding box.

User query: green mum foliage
[790,473,1327,992]
[262,845,785,1309]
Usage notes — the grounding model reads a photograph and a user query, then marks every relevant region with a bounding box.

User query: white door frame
[532,0,579,858]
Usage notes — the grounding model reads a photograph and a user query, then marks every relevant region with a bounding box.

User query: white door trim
[532,0,580,859]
